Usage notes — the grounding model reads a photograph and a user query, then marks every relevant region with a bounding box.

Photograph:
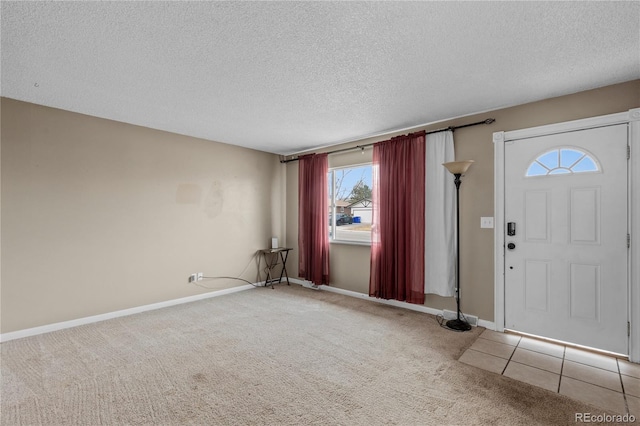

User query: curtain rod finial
[485,118,496,125]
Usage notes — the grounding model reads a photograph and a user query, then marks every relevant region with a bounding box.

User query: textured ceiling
[2,2,639,155]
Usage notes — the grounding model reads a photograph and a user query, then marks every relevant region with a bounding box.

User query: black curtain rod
[279,118,495,163]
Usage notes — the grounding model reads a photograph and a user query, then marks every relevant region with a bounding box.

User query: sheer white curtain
[424,130,456,296]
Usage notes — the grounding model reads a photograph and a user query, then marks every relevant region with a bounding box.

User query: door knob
[507,242,516,250]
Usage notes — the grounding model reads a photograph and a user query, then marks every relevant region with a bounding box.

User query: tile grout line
[617,358,630,415]
[471,335,519,360]
[500,337,520,375]
[557,345,566,394]
[563,347,622,373]
[516,339,564,360]
[563,376,628,394]
[561,369,628,395]
[564,359,621,374]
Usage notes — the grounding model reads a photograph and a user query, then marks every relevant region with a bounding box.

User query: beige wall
[1,98,284,333]
[2,80,638,334]
[286,80,640,322]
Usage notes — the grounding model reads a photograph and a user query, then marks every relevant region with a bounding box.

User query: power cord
[190,249,284,290]
[236,251,261,280]
[195,276,258,289]
[191,252,263,290]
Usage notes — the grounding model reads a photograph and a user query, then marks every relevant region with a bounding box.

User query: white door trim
[494,108,640,362]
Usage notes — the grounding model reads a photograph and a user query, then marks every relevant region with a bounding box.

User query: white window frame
[525,146,601,177]
[328,163,373,246]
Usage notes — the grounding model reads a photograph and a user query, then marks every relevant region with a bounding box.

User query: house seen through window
[328,164,373,243]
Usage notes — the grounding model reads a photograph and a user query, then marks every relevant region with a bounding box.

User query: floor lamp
[443,160,474,332]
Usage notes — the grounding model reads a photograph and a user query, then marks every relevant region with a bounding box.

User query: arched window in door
[526,147,600,177]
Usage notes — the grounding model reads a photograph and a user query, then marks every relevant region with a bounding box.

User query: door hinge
[628,321,631,337]
[628,233,631,248]
[628,145,631,160]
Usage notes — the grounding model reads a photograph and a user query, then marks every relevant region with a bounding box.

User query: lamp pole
[446,173,471,331]
[442,160,474,332]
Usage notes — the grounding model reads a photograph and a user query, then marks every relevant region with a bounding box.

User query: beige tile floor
[459,329,640,416]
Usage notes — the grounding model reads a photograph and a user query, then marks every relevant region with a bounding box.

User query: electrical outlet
[197,272,204,281]
[188,274,197,283]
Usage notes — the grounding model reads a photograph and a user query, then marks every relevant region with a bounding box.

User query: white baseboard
[1,278,497,343]
[0,284,256,343]
[289,279,496,330]
[477,318,496,330]
[289,278,320,289]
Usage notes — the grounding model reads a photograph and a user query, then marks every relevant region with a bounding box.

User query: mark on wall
[176,184,202,204]
[204,181,224,218]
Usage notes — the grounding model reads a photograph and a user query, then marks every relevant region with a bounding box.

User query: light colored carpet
[1,284,603,425]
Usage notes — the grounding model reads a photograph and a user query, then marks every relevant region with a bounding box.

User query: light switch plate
[480,217,494,229]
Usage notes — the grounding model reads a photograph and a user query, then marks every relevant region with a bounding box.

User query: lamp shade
[443,160,474,175]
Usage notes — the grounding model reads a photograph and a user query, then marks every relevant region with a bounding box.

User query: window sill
[330,240,372,247]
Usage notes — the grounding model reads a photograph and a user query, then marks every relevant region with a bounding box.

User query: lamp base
[445,318,472,332]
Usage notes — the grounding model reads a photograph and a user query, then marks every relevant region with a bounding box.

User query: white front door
[504,124,629,354]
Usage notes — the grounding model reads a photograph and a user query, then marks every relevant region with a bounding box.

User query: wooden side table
[260,248,292,289]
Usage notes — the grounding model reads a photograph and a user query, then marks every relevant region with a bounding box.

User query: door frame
[494,108,640,362]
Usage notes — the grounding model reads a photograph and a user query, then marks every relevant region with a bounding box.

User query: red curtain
[370,131,425,304]
[298,153,330,285]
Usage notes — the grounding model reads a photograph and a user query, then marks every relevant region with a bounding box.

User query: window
[328,164,373,244]
[526,148,599,177]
